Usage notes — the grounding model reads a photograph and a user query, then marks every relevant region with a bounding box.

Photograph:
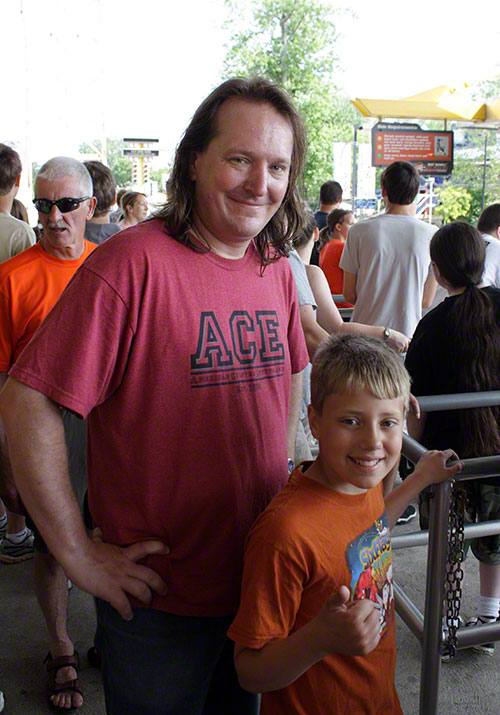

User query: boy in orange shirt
[228,334,462,714]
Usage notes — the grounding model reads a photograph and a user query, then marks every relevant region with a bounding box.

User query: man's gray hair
[35,157,93,197]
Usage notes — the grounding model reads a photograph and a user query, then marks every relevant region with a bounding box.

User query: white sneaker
[0,530,34,563]
[465,616,497,656]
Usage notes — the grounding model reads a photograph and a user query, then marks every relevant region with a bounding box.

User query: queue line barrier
[393,391,500,715]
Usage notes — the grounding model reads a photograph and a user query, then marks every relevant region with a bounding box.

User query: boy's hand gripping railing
[393,390,500,715]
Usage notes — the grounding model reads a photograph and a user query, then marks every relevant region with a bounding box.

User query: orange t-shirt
[0,240,97,371]
[228,467,402,715]
[319,239,353,309]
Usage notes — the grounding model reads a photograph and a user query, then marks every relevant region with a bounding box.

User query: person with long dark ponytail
[405,221,500,654]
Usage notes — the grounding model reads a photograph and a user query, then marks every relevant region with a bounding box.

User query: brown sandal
[45,651,83,713]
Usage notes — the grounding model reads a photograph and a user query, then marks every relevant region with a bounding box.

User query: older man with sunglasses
[0,157,97,712]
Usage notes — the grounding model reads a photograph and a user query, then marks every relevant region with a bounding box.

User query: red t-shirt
[229,467,401,714]
[319,239,353,309]
[11,221,309,616]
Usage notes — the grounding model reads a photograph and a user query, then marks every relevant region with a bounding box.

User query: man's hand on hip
[72,527,170,621]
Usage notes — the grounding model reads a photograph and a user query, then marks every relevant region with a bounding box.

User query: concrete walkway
[1,517,498,714]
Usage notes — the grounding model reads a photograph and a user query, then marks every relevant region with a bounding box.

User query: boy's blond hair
[310,334,411,413]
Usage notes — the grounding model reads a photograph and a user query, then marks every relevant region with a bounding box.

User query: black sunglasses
[33,197,90,214]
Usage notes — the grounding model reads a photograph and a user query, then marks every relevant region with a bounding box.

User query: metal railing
[393,391,500,715]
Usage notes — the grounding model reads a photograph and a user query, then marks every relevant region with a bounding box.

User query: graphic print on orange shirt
[346,511,394,637]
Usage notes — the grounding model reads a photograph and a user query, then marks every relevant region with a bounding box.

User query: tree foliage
[434,184,473,224]
[79,138,134,188]
[437,75,500,222]
[471,74,500,101]
[80,138,173,191]
[446,151,500,223]
[31,160,41,188]
[436,125,500,224]
[222,0,361,200]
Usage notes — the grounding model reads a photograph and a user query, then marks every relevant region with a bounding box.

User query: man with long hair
[0,78,309,713]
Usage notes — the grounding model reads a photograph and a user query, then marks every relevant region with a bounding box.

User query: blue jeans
[95,599,259,715]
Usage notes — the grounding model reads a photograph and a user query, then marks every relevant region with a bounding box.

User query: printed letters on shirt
[190,310,285,388]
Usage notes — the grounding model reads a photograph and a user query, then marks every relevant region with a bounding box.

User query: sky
[3,0,500,177]
[336,0,500,98]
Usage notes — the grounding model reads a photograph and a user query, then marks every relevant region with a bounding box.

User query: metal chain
[444,483,467,658]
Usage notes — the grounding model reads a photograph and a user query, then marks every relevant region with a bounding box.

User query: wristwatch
[383,327,391,342]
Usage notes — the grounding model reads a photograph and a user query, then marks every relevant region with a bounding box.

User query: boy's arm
[233,586,381,694]
[385,449,463,529]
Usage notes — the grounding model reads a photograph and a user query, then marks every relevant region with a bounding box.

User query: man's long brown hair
[155,77,307,267]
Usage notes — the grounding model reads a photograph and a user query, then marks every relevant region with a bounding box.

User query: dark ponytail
[317,226,330,251]
[431,222,500,456]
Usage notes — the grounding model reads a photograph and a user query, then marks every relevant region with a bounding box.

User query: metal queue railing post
[391,391,500,715]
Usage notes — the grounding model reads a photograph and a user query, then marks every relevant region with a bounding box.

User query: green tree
[31,161,40,188]
[434,184,473,224]
[436,126,500,223]
[79,138,133,187]
[150,164,172,192]
[471,74,500,101]
[446,150,500,223]
[222,0,361,200]
[437,77,500,222]
[80,139,173,191]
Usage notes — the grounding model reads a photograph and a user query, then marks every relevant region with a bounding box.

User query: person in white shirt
[340,161,437,339]
[478,203,500,288]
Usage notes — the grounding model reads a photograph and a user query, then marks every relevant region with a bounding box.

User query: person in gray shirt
[83,161,121,244]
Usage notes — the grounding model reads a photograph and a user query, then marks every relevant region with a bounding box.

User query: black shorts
[419,480,500,565]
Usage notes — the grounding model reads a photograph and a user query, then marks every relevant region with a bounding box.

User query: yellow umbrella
[352,85,486,122]
[485,97,500,122]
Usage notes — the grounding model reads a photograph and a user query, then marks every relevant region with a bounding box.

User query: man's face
[308,390,404,495]
[35,176,96,258]
[190,98,294,259]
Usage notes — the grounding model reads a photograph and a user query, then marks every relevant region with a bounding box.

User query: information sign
[123,148,159,157]
[372,122,453,175]
[123,138,159,158]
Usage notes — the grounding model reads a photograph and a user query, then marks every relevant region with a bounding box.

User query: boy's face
[308,390,405,495]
